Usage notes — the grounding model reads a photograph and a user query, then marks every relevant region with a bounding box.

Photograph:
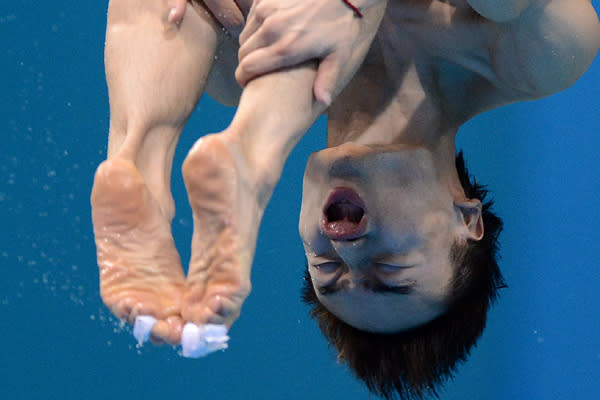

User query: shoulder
[492,0,600,98]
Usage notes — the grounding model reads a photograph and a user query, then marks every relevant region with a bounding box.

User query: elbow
[505,1,600,98]
[535,1,600,96]
[576,3,600,79]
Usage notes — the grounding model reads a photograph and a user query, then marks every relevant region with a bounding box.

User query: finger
[240,0,279,46]
[314,53,345,107]
[238,22,277,62]
[239,2,265,46]
[203,0,245,35]
[235,46,305,86]
[167,0,187,24]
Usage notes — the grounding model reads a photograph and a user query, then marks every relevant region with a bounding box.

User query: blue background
[1,1,599,399]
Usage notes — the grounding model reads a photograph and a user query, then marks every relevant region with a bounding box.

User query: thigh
[105,0,224,153]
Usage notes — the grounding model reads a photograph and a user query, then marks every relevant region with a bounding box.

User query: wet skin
[300,143,461,333]
[297,0,599,333]
[92,133,260,344]
[92,158,186,343]
[93,0,385,345]
[92,0,256,345]
[92,0,599,342]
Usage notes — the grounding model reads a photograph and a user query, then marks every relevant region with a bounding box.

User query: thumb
[168,0,187,24]
[314,53,344,107]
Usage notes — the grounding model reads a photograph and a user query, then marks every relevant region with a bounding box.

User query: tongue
[327,201,364,224]
[321,190,368,240]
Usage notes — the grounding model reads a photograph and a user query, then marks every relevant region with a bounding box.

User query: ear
[454,199,484,241]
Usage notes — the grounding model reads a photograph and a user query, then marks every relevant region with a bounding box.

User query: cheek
[301,231,332,258]
[415,247,454,301]
[417,263,453,300]
[418,207,458,248]
[299,205,320,250]
[415,213,455,298]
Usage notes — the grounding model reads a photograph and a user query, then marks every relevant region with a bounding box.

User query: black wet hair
[301,152,505,400]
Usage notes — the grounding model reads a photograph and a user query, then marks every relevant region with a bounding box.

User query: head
[299,143,504,399]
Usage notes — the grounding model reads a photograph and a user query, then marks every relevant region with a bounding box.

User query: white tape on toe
[181,323,229,358]
[133,315,158,345]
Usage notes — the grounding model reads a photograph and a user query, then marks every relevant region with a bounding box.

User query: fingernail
[168,8,178,23]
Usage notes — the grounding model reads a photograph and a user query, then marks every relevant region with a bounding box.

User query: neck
[326,34,460,142]
[326,57,466,199]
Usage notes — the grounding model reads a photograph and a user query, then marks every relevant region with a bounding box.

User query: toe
[151,315,184,345]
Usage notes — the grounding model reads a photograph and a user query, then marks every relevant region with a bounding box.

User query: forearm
[466,0,535,22]
[345,0,386,11]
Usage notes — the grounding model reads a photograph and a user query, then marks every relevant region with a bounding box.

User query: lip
[321,187,368,240]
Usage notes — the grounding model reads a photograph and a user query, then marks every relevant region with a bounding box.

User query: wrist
[341,0,387,18]
[346,0,386,9]
[342,0,363,17]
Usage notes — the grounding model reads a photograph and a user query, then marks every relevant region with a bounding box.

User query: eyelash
[313,262,408,276]
[313,262,341,274]
[375,263,409,274]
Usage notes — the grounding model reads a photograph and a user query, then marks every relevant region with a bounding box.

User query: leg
[91,0,222,344]
[181,1,386,328]
[180,65,323,330]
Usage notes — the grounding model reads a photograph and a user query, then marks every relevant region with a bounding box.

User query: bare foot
[181,133,262,329]
[91,157,185,344]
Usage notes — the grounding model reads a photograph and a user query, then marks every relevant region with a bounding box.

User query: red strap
[342,0,363,18]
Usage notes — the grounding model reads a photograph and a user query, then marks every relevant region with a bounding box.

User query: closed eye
[312,262,341,274]
[375,263,411,274]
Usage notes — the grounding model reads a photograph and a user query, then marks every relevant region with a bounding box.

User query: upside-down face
[299,143,482,333]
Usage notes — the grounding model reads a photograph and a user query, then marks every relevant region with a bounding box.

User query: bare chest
[327,1,502,145]
[381,0,497,77]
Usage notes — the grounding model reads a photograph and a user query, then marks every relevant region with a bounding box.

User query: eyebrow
[317,277,416,296]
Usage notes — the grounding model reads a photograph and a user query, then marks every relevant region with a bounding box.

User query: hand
[236,0,376,106]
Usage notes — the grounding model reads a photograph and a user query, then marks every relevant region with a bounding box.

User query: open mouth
[321,187,368,240]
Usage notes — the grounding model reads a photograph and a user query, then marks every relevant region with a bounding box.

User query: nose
[330,240,372,291]
[331,238,370,273]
